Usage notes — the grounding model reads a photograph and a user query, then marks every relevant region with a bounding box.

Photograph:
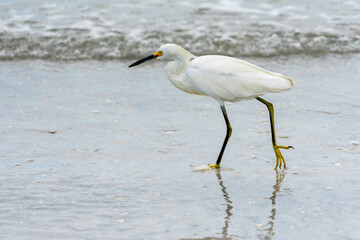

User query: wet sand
[0,54,359,239]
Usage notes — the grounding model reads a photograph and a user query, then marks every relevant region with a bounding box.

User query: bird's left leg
[256,97,293,170]
[209,105,232,168]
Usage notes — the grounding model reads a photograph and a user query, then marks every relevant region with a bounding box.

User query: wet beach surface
[0,54,359,239]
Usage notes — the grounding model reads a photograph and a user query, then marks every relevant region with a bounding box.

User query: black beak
[129,54,157,68]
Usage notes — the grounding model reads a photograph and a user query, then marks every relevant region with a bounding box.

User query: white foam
[70,20,94,30]
[40,3,57,9]
[193,165,212,171]
[202,0,264,14]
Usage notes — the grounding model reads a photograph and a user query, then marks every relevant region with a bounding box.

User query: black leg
[256,97,277,146]
[210,105,232,168]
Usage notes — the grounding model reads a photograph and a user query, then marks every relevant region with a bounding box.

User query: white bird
[129,43,293,170]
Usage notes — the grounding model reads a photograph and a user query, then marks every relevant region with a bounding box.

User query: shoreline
[0,53,359,240]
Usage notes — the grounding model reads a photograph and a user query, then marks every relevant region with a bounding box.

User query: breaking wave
[1,0,359,60]
[1,30,359,61]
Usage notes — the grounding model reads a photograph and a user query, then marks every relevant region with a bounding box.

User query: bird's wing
[185,55,293,102]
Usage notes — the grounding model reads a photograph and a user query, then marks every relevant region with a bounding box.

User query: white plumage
[154,44,293,104]
[185,55,293,103]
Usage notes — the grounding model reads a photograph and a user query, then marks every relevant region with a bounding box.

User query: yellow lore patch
[154,51,163,57]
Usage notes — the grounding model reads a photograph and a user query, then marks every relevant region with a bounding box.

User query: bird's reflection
[257,170,286,240]
[215,169,233,239]
[181,169,286,240]
[180,169,234,240]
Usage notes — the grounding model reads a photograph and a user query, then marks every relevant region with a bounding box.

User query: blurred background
[1,0,359,60]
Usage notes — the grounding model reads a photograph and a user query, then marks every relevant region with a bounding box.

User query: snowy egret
[129,43,293,170]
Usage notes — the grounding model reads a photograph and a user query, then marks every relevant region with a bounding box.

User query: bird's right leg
[209,105,232,168]
[256,97,293,170]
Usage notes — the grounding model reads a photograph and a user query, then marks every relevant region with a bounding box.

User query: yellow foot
[208,163,221,169]
[273,145,293,170]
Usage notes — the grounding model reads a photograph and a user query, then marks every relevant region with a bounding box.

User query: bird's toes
[208,163,221,169]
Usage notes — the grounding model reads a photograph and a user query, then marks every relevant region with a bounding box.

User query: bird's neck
[164,51,202,95]
[167,50,196,75]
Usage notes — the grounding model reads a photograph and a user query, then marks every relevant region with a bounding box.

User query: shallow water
[0,54,359,239]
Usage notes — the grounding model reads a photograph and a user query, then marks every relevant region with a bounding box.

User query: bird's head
[128,43,191,67]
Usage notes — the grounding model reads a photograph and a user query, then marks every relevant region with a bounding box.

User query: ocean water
[1,1,360,240]
[0,0,360,60]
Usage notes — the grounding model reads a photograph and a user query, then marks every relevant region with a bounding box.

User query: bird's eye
[159,51,163,55]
